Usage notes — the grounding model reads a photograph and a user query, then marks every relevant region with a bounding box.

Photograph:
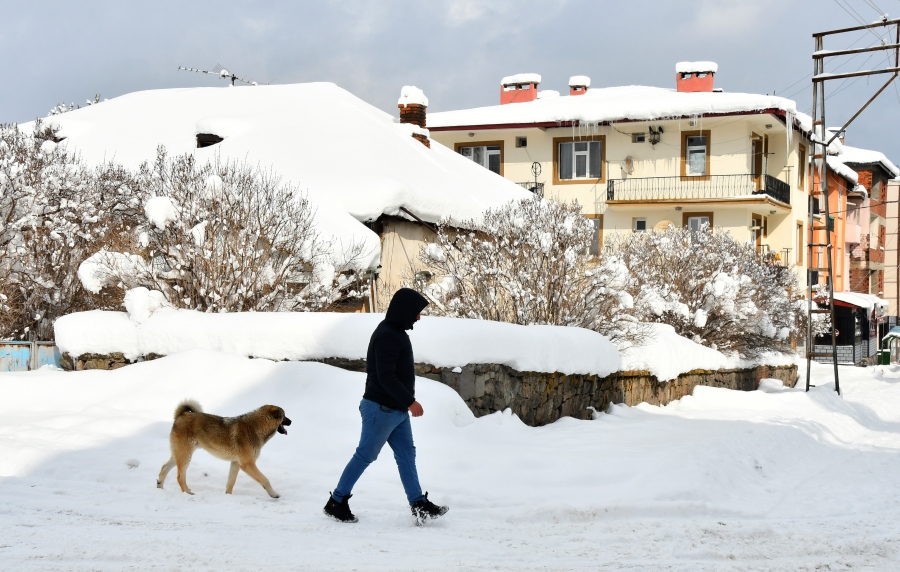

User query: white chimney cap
[501,73,541,86]
[569,75,591,87]
[675,61,718,74]
[398,86,428,107]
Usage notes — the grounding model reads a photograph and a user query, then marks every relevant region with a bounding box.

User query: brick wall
[850,267,870,291]
[398,103,426,128]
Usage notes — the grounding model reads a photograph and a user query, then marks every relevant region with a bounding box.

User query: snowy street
[2,352,899,571]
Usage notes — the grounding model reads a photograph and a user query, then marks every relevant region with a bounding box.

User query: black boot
[324,493,358,523]
[410,492,448,524]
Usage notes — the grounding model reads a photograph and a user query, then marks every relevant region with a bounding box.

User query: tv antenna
[177,63,258,86]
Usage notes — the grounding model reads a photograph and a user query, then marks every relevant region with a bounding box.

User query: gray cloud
[1,0,896,160]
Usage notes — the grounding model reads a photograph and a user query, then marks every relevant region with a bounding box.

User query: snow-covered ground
[2,353,900,571]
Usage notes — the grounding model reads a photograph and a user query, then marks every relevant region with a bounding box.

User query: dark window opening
[197,133,224,148]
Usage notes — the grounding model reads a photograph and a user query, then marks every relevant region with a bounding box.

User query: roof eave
[429,109,792,132]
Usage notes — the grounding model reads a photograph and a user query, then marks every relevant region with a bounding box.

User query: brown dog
[156,400,291,498]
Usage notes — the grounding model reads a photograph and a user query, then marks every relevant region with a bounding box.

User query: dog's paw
[156,480,163,489]
[269,491,281,499]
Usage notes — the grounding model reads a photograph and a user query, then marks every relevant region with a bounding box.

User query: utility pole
[806,17,900,394]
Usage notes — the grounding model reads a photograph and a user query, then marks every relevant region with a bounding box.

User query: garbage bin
[879,349,891,365]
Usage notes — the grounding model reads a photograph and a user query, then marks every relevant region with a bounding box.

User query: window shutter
[559,142,573,180]
[589,141,601,178]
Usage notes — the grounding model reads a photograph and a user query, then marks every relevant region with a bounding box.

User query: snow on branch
[606,225,801,356]
[0,121,143,339]
[415,197,645,345]
[86,148,372,314]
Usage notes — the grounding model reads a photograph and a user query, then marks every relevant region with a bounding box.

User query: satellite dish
[654,220,675,231]
[623,156,635,174]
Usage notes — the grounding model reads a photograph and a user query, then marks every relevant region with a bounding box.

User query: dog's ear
[267,406,284,419]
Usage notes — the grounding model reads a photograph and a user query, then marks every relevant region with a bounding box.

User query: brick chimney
[675,62,717,93]
[569,75,590,96]
[500,73,541,105]
[398,86,430,148]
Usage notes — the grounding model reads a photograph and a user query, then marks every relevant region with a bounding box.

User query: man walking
[324,288,448,524]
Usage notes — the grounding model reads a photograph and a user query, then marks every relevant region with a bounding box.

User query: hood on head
[385,288,429,330]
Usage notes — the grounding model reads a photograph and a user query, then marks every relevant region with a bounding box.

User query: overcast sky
[2,0,898,162]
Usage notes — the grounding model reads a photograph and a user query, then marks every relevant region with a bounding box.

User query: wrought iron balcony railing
[606,174,790,205]
[517,182,544,198]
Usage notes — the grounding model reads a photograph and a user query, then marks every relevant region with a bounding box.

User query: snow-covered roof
[826,156,860,185]
[839,144,899,178]
[537,90,560,99]
[831,292,889,311]
[501,73,541,86]
[569,76,591,87]
[430,85,798,129]
[675,61,718,74]
[398,85,428,107]
[30,83,530,268]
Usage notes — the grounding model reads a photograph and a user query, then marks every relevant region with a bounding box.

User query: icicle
[784,109,794,165]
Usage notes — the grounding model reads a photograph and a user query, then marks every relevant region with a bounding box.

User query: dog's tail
[174,399,203,419]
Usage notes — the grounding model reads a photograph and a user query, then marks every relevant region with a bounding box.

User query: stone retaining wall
[313,358,797,426]
[60,352,797,427]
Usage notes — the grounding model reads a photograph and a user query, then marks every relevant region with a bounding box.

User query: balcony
[516,182,544,198]
[606,174,791,205]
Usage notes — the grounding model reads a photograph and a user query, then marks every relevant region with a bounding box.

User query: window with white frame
[633,218,647,232]
[459,145,501,174]
[559,140,602,180]
[687,215,710,232]
[685,135,708,176]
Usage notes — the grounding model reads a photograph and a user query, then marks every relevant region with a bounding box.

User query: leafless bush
[0,121,141,339]
[606,225,801,355]
[416,197,643,344]
[82,149,370,313]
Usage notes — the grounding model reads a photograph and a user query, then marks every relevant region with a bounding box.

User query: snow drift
[54,309,621,377]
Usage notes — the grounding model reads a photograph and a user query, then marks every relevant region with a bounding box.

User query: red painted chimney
[398,86,430,148]
[500,73,541,105]
[675,62,717,93]
[569,76,590,96]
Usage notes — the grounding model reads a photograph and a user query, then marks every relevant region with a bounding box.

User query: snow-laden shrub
[606,225,801,356]
[416,198,643,344]
[0,121,141,339]
[48,94,103,116]
[82,149,370,313]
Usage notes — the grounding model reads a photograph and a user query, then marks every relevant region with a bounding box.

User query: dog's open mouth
[277,416,292,435]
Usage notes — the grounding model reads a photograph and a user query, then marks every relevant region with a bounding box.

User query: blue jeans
[332,399,425,505]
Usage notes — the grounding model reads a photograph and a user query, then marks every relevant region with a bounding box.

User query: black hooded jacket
[363,288,429,410]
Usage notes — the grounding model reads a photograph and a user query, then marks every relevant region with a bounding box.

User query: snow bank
[621,324,729,380]
[0,352,895,569]
[675,61,718,74]
[55,308,797,381]
[54,310,621,377]
[620,324,795,381]
[430,85,797,129]
[30,83,531,269]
